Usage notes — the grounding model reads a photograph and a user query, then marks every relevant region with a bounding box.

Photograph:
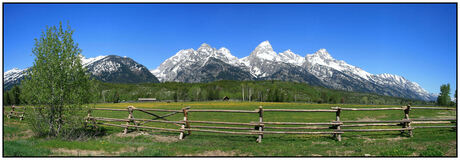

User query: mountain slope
[303,49,435,101]
[176,57,253,82]
[84,55,159,83]
[4,54,159,89]
[4,68,26,90]
[151,43,250,82]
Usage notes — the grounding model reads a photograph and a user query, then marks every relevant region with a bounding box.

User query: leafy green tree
[453,89,457,106]
[21,22,94,138]
[437,84,451,106]
[360,96,369,104]
[112,90,120,103]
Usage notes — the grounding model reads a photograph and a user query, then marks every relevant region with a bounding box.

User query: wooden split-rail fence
[84,105,457,143]
[5,105,25,120]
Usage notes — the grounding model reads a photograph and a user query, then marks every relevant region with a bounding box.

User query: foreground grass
[3,101,457,156]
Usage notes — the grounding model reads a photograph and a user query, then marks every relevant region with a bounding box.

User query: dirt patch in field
[362,136,375,143]
[113,131,179,143]
[114,131,150,138]
[312,141,329,145]
[445,140,457,156]
[437,111,450,115]
[4,121,22,126]
[182,150,251,156]
[52,148,112,156]
[52,146,143,156]
[361,135,407,143]
[4,129,34,141]
[385,136,408,141]
[152,135,179,143]
[311,154,322,156]
[326,150,354,156]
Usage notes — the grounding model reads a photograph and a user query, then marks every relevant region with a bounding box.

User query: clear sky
[4,3,457,96]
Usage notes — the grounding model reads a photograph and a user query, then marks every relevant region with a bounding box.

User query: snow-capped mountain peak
[4,54,159,89]
[306,48,372,80]
[4,68,26,89]
[313,48,333,60]
[197,43,213,53]
[5,68,24,75]
[218,47,231,56]
[80,55,108,67]
[279,49,305,66]
[248,40,280,62]
[256,40,273,49]
[152,43,243,82]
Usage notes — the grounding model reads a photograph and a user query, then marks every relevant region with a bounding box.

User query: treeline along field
[4,80,433,106]
[92,80,431,105]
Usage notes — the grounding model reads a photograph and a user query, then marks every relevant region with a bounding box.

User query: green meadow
[3,101,456,156]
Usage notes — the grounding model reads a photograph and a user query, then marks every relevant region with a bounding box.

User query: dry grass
[51,146,144,156]
[181,150,251,156]
[3,129,34,141]
[113,131,179,143]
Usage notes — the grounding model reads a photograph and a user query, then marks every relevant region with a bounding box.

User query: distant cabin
[138,98,157,102]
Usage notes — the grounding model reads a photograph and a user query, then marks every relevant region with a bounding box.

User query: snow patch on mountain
[279,49,305,66]
[306,49,372,81]
[80,55,107,67]
[373,73,434,100]
[90,60,121,76]
[4,68,26,85]
[151,43,244,82]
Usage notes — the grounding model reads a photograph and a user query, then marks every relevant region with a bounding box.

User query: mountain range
[4,41,437,101]
[151,41,436,101]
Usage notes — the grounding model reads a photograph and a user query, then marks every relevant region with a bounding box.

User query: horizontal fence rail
[5,104,452,143]
[5,105,25,120]
[81,105,459,143]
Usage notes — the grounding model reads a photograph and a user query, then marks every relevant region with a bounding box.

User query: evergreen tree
[21,22,94,138]
[4,91,11,105]
[10,85,21,105]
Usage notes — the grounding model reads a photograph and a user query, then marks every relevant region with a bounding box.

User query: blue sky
[4,3,457,96]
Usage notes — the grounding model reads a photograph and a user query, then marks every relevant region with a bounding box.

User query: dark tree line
[3,85,21,105]
[75,80,431,105]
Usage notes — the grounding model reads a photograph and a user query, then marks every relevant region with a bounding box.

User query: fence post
[257,106,264,143]
[123,106,134,134]
[335,107,342,141]
[185,107,191,135]
[8,105,15,119]
[20,107,25,121]
[451,120,457,132]
[402,104,412,137]
[85,107,91,128]
[179,107,190,140]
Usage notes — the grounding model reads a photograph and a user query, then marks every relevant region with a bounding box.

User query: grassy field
[3,101,457,157]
